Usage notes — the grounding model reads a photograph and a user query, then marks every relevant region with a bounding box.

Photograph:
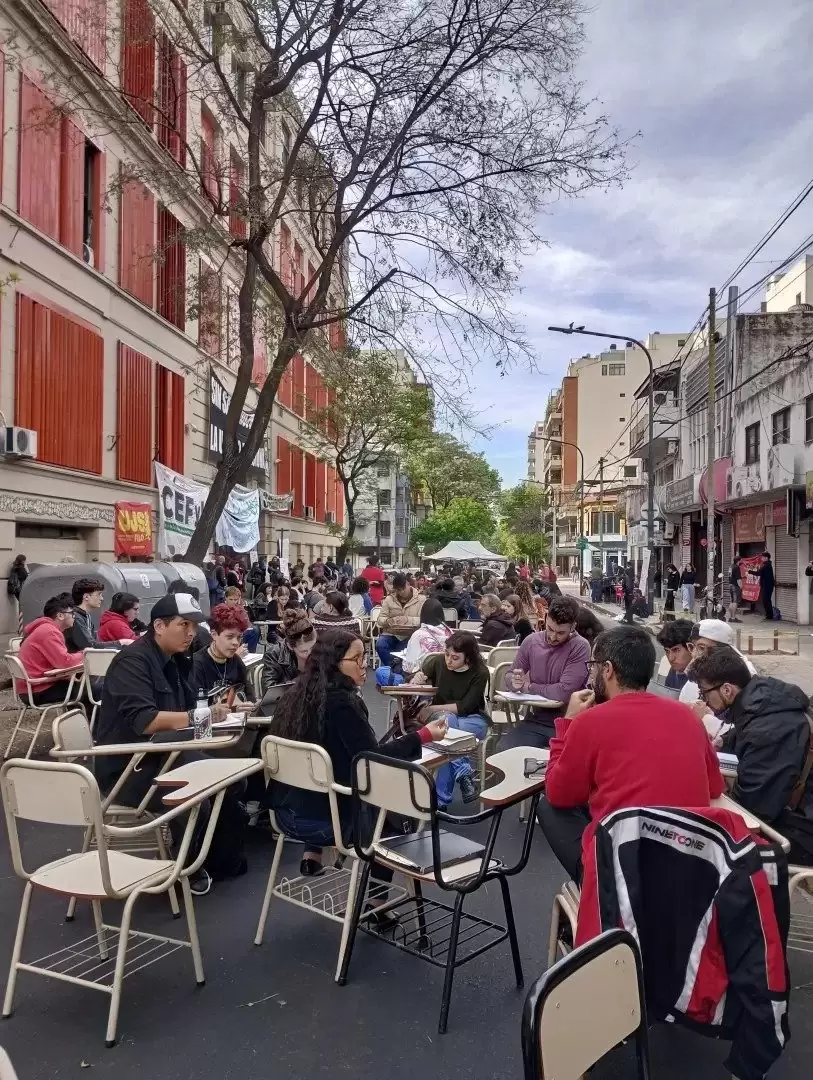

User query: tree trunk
[336,488,358,567]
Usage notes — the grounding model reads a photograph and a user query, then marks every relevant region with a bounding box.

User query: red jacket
[545,691,724,859]
[360,565,386,606]
[17,617,83,692]
[99,609,137,642]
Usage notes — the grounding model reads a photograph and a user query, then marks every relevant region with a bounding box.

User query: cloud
[475,0,813,486]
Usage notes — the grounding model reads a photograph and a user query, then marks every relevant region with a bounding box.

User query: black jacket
[6,565,27,599]
[261,640,300,693]
[759,560,775,590]
[429,587,467,618]
[268,675,423,820]
[729,676,811,826]
[665,569,680,592]
[680,569,696,586]
[479,612,516,647]
[95,634,197,786]
[66,607,116,652]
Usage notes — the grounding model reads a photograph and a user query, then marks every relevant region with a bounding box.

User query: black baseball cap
[150,592,206,624]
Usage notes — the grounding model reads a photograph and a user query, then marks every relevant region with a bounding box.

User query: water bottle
[192,689,212,740]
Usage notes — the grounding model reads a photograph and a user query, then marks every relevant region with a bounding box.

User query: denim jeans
[434,712,489,805]
[376,634,406,666]
[681,584,695,611]
[273,804,393,882]
[243,627,260,653]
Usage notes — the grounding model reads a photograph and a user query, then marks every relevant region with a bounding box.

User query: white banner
[154,462,208,559]
[154,463,261,558]
[216,487,261,554]
[638,547,652,595]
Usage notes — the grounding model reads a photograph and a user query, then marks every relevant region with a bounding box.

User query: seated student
[94,593,247,894]
[191,602,256,702]
[410,631,489,806]
[269,629,448,906]
[498,595,590,750]
[679,619,757,706]
[476,593,517,646]
[691,646,813,864]
[348,576,373,618]
[312,590,360,630]
[261,609,317,695]
[538,625,725,881]
[428,577,468,620]
[655,618,694,692]
[98,592,141,642]
[223,585,259,653]
[167,581,211,654]
[574,605,603,647]
[66,576,115,650]
[376,572,425,665]
[399,598,453,674]
[17,594,85,705]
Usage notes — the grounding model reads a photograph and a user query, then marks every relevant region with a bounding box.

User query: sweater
[360,565,386,605]
[545,691,724,856]
[98,609,137,642]
[512,631,590,721]
[422,653,488,718]
[17,617,83,692]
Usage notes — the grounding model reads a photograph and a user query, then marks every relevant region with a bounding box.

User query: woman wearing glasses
[269,629,448,897]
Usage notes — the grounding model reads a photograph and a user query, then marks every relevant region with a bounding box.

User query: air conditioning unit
[2,426,37,459]
[666,439,679,456]
[304,505,315,519]
[653,392,667,406]
[325,511,336,525]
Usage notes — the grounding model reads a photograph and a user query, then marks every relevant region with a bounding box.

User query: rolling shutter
[772,526,797,621]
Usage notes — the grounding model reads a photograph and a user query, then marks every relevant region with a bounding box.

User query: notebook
[381,829,485,874]
[434,728,478,754]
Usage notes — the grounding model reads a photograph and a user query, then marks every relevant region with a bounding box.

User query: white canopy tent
[427,541,507,563]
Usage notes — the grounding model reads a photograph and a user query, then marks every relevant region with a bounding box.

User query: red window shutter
[304,362,316,424]
[119,177,155,306]
[326,465,337,519]
[91,150,105,272]
[292,353,305,417]
[278,360,293,409]
[229,152,246,239]
[279,223,292,289]
[294,242,304,297]
[42,0,107,70]
[158,33,186,166]
[315,460,327,523]
[306,260,317,302]
[16,293,103,474]
[290,445,304,517]
[157,206,185,329]
[252,331,266,388]
[275,435,291,496]
[334,473,344,527]
[121,0,155,127]
[0,52,5,184]
[155,364,185,473]
[200,108,219,203]
[305,453,317,512]
[198,261,221,355]
[18,76,61,242]
[59,117,84,257]
[117,343,153,484]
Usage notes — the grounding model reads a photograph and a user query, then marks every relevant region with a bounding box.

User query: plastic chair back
[458,621,481,633]
[4,653,31,687]
[52,708,94,753]
[522,928,650,1080]
[442,607,459,625]
[84,648,116,679]
[353,753,433,823]
[261,735,336,793]
[369,605,382,624]
[486,645,519,671]
[0,1046,20,1080]
[7,637,22,654]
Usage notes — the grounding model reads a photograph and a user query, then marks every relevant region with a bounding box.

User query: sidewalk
[560,579,813,697]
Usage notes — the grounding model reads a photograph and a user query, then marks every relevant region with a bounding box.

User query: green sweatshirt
[422,654,488,719]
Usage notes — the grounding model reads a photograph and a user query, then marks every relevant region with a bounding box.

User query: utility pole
[598,457,605,575]
[375,489,382,560]
[551,498,557,572]
[706,288,717,606]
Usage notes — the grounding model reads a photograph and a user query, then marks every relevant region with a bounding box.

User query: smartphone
[524,758,547,778]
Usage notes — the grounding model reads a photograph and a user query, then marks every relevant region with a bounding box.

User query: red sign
[734,505,766,544]
[114,501,154,557]
[739,555,763,603]
[764,499,787,528]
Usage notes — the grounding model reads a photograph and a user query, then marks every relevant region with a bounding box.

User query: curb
[578,597,661,638]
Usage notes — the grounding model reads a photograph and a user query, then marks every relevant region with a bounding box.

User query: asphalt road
[1,664,811,1080]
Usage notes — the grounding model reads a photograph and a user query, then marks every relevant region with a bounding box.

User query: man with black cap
[95,592,246,895]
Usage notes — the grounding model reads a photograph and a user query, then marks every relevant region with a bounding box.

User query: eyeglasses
[698,684,722,703]
[341,653,366,668]
[586,659,602,669]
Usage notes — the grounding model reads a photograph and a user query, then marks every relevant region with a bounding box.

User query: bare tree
[16,0,625,561]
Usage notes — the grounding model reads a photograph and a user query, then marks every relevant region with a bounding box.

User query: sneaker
[300,858,325,877]
[188,869,212,896]
[245,799,262,827]
[458,774,479,804]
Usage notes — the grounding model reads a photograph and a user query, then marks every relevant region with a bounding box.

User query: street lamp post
[528,435,586,572]
[548,326,656,614]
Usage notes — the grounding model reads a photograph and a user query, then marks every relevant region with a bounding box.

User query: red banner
[114,501,153,557]
[734,505,765,544]
[739,555,763,603]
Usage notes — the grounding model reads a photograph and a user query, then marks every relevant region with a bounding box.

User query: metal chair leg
[254,833,285,946]
[438,892,465,1034]
[3,707,27,761]
[336,861,372,987]
[106,891,138,1047]
[2,882,32,1017]
[547,896,562,969]
[155,829,181,917]
[499,876,523,987]
[23,708,50,760]
[181,877,205,986]
[335,858,361,982]
[91,900,109,960]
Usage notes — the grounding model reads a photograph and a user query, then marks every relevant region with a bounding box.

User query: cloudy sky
[464,0,813,486]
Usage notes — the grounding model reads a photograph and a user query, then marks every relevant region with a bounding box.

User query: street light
[527,435,587,569]
[548,325,656,614]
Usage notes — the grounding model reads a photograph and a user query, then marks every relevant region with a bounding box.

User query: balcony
[629,391,679,458]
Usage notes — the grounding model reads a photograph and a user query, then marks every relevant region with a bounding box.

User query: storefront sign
[208,371,268,475]
[739,555,763,603]
[764,499,787,528]
[664,474,701,514]
[734,505,765,544]
[114,501,153,557]
[700,457,733,507]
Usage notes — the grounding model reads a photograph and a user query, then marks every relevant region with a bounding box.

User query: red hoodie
[17,617,83,692]
[99,609,137,642]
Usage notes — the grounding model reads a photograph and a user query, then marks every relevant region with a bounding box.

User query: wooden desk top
[156,758,264,805]
[494,691,563,709]
[380,684,437,696]
[480,746,549,807]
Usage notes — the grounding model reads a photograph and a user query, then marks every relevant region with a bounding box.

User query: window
[198,262,221,355]
[120,178,155,306]
[229,151,246,238]
[280,121,291,165]
[158,33,187,167]
[771,407,790,446]
[589,511,621,535]
[619,417,626,422]
[608,363,625,376]
[745,422,760,464]
[292,353,306,417]
[279,222,294,290]
[234,69,246,109]
[200,108,220,203]
[806,396,813,443]
[377,462,390,477]
[275,436,291,495]
[82,140,103,267]
[157,206,185,329]
[117,344,153,485]
[678,338,686,347]
[624,465,638,478]
[42,0,107,70]
[16,294,103,474]
[155,364,185,473]
[377,489,391,507]
[378,520,392,538]
[121,0,155,126]
[293,241,304,296]
[619,392,626,398]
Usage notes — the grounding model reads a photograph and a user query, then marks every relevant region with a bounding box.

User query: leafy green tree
[410,498,496,553]
[404,434,501,511]
[498,483,549,563]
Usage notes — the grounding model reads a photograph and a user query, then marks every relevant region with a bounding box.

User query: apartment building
[352,458,416,567]
[0,0,344,638]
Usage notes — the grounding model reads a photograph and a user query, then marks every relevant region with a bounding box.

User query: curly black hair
[271,628,361,743]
